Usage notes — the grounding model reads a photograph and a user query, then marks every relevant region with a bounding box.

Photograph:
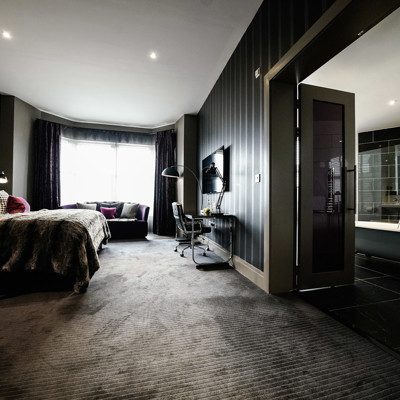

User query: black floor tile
[355,265,385,279]
[299,280,400,312]
[355,254,400,278]
[362,276,400,294]
[331,299,400,350]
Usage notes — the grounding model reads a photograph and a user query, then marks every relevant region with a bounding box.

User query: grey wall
[0,95,40,200]
[197,0,336,271]
[0,95,14,194]
[13,98,41,200]
[175,114,198,214]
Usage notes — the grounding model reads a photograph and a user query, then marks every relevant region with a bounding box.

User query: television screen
[202,146,225,194]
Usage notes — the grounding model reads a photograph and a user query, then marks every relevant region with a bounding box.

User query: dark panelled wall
[198,0,336,271]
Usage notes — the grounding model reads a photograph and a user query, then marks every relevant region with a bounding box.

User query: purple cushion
[6,196,30,213]
[100,206,116,219]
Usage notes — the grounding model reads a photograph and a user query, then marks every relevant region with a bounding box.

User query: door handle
[346,165,356,212]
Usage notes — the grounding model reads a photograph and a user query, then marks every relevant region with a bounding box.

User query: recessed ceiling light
[149,52,157,60]
[389,99,398,106]
[2,30,12,39]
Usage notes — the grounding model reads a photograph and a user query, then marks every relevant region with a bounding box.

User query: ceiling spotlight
[1,30,12,39]
[389,99,398,106]
[149,52,157,60]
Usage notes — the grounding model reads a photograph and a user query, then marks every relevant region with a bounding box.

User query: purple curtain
[32,119,62,210]
[153,129,177,236]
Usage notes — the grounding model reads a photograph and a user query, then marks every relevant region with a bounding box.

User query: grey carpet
[1,237,400,400]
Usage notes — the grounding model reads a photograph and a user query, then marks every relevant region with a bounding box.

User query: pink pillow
[6,196,30,214]
[100,206,116,219]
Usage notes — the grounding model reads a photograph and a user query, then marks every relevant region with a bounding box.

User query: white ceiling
[0,0,262,128]
[303,6,400,133]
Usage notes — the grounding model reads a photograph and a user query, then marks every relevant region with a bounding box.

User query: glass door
[298,84,355,290]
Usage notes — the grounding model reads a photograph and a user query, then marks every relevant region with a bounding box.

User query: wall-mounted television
[201,146,229,194]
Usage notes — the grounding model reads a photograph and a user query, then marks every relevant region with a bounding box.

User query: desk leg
[195,217,233,271]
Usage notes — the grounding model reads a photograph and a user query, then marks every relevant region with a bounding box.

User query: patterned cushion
[0,190,9,214]
[6,196,31,213]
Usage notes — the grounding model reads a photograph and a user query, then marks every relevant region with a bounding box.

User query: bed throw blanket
[0,209,111,293]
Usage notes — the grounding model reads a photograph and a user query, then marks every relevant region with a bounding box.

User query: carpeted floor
[1,237,400,399]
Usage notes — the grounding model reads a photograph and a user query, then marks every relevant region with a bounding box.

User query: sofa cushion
[120,202,139,218]
[98,202,124,218]
[100,207,117,219]
[77,202,97,210]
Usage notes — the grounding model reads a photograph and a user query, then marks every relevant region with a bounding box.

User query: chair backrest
[172,202,187,234]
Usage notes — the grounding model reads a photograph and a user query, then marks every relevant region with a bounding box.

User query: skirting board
[200,236,267,292]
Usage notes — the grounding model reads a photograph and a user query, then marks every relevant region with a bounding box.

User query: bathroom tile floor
[299,254,400,358]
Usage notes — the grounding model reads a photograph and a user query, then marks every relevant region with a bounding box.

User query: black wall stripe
[198,0,336,270]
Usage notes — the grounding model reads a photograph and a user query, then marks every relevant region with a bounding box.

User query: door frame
[263,0,400,293]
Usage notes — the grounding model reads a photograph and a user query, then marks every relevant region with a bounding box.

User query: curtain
[153,129,177,236]
[32,119,62,210]
[62,126,155,145]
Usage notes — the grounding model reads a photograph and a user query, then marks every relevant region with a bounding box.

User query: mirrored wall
[358,127,400,222]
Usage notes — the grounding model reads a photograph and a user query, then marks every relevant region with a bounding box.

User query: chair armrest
[185,215,203,222]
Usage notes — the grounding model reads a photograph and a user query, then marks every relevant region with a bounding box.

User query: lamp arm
[174,164,203,210]
[215,168,224,181]
[214,166,226,213]
[216,181,226,212]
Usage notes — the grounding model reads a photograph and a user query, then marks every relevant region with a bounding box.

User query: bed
[0,209,111,293]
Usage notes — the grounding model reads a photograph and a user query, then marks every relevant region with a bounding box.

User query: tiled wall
[358,127,400,222]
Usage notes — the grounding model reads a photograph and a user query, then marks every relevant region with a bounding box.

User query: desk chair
[171,202,211,258]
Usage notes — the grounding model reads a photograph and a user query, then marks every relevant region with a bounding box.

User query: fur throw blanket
[0,209,111,293]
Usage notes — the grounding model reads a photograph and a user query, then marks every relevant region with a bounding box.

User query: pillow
[76,202,97,210]
[120,202,139,218]
[100,207,117,219]
[6,195,30,214]
[0,190,9,214]
[99,202,124,218]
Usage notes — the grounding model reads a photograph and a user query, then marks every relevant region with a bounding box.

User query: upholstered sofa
[61,202,150,239]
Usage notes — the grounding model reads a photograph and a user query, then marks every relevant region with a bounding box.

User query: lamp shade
[161,166,180,178]
[0,171,7,184]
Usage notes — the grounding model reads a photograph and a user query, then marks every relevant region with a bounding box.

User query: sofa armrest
[137,204,150,221]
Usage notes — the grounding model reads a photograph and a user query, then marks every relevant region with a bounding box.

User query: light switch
[255,173,261,183]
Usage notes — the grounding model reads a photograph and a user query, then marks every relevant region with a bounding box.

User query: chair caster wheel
[203,252,206,256]
[180,254,184,257]
[174,249,177,252]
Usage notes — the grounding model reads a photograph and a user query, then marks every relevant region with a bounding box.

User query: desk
[186,213,235,270]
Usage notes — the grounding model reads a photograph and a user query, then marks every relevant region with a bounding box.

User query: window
[60,137,155,212]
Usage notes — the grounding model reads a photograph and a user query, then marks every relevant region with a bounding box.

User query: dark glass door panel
[312,101,344,273]
[298,84,355,290]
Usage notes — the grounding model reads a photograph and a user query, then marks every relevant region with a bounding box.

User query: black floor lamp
[0,171,8,184]
[161,165,203,210]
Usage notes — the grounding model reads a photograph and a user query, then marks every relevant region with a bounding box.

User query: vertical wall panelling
[197,0,336,272]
